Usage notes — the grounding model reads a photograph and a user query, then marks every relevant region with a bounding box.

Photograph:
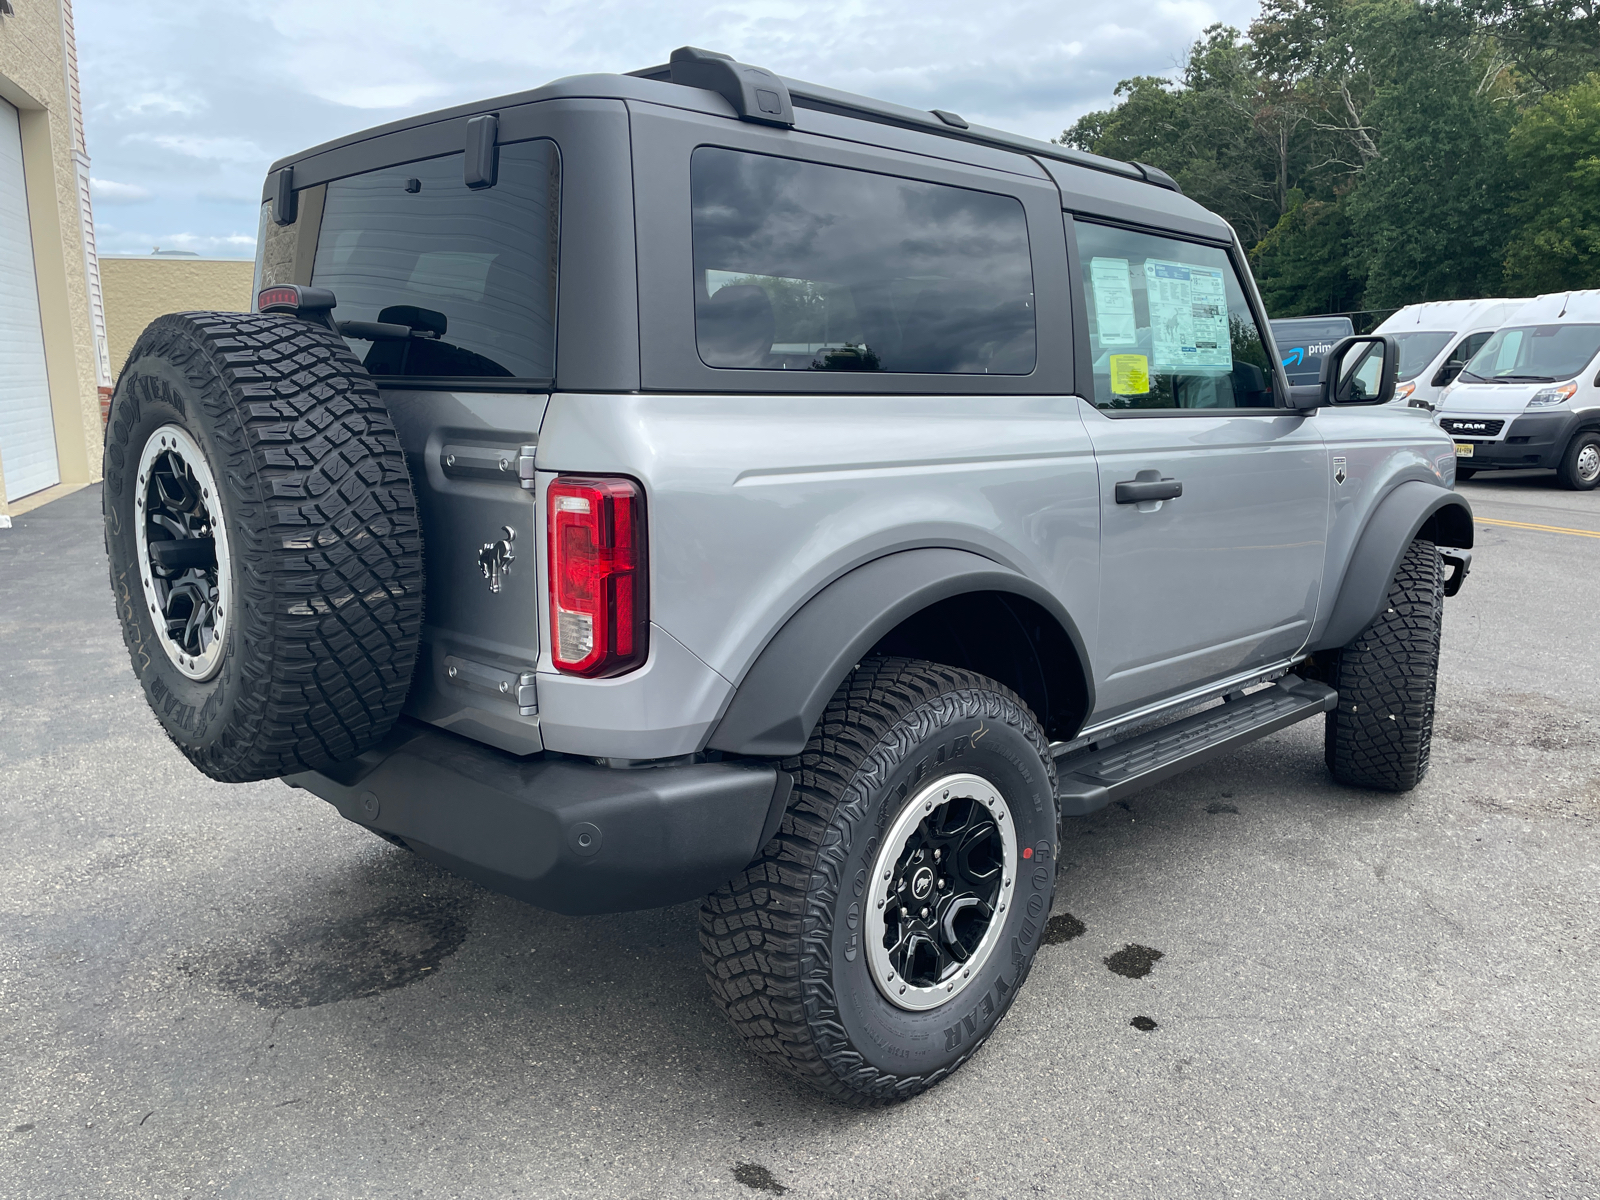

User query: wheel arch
[1311,480,1471,652]
[705,548,1093,757]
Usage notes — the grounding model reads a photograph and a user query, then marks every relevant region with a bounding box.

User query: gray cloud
[77,0,1256,258]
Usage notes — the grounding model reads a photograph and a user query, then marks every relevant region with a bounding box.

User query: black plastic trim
[707,548,1094,757]
[288,720,781,915]
[464,113,499,188]
[271,167,296,226]
[1313,481,1473,651]
[371,376,554,393]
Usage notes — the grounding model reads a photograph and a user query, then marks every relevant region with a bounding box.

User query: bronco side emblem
[478,525,516,593]
[1333,456,1347,485]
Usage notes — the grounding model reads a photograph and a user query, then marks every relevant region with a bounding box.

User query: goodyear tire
[103,311,423,783]
[700,658,1058,1104]
[1324,539,1442,792]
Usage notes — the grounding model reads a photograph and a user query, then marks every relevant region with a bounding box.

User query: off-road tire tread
[699,657,1056,1105]
[105,311,422,782]
[1324,539,1442,791]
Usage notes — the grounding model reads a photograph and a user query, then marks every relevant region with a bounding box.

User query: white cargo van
[1374,298,1529,409]
[1434,291,1600,487]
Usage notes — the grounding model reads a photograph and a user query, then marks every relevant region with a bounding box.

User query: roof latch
[669,46,794,128]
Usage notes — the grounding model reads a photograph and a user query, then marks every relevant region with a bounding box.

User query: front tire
[1324,539,1443,791]
[700,658,1059,1104]
[1556,432,1600,491]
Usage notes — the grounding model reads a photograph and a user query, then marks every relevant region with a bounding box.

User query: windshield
[1390,331,1453,381]
[1461,323,1600,384]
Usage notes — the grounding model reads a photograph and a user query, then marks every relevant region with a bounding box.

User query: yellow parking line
[1477,516,1600,539]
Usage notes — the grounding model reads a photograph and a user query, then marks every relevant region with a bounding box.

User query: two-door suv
[104,48,1473,1103]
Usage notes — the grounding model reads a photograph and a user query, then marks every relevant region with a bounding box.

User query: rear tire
[1453,466,1477,481]
[700,658,1059,1104]
[1556,432,1600,491]
[1324,539,1443,791]
[104,311,424,783]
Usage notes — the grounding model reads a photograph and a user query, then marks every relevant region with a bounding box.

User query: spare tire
[103,311,423,783]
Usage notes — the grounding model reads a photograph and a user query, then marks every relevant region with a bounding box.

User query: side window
[310,140,560,382]
[1433,331,1492,387]
[1073,220,1275,410]
[689,147,1035,375]
[1451,331,1492,366]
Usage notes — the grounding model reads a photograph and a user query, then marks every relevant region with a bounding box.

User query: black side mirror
[1432,363,1461,388]
[1315,335,1398,407]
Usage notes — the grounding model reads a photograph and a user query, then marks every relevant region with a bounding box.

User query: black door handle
[1115,477,1183,504]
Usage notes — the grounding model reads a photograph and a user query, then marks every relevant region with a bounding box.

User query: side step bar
[1056,675,1336,816]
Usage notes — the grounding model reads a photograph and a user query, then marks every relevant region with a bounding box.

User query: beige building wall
[101,257,255,378]
[0,0,105,521]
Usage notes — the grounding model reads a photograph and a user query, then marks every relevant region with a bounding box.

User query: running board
[1056,675,1336,816]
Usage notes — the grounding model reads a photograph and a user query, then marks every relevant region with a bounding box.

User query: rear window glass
[690,147,1035,375]
[1462,323,1600,384]
[311,140,559,382]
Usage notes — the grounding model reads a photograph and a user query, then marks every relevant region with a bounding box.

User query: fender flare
[706,548,1093,758]
[1312,480,1473,652]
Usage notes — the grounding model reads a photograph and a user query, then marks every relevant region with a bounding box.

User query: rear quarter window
[689,147,1035,375]
[310,139,559,383]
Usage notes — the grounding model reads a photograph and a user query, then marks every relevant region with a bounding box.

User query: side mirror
[1432,363,1461,388]
[1317,334,1397,407]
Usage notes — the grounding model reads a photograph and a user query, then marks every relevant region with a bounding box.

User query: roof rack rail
[628,49,1182,195]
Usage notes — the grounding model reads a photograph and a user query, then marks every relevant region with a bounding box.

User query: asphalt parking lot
[2,476,1597,1199]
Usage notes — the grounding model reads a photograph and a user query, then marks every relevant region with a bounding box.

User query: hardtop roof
[265,63,1187,203]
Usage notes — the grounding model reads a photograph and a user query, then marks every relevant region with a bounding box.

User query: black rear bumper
[287,720,785,915]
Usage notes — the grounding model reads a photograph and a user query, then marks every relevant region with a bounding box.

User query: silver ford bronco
[103,47,1472,1103]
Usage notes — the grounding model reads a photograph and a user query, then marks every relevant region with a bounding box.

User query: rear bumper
[287,720,785,915]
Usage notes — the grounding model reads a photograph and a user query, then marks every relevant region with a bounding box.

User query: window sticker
[1109,354,1150,395]
[1144,259,1232,373]
[1088,257,1137,346]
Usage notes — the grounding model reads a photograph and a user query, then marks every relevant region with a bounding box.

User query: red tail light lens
[547,475,648,677]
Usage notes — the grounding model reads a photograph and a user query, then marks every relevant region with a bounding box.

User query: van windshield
[1460,324,1600,384]
[1390,331,1453,381]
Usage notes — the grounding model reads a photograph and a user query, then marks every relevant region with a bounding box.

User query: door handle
[1115,477,1183,504]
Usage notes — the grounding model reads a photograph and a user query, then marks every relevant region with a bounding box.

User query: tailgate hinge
[518,444,537,490]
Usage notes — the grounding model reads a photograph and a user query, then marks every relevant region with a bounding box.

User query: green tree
[1501,73,1600,290]
[1251,191,1365,313]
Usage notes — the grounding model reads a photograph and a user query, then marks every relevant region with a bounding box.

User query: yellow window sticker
[1109,354,1150,395]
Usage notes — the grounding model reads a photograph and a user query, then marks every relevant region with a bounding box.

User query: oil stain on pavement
[1042,912,1087,944]
[732,1162,788,1194]
[1104,944,1164,979]
[183,856,478,1008]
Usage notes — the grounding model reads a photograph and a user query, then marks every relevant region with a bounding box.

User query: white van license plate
[1455,443,1474,458]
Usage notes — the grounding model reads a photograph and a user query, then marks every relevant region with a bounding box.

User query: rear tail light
[547,475,648,677]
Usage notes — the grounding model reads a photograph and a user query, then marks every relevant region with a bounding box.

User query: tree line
[1062,0,1600,320]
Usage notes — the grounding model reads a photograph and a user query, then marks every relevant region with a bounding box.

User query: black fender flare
[707,548,1093,758]
[1312,480,1473,651]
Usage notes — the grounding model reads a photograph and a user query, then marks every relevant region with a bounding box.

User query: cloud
[75,0,1260,253]
[90,177,151,203]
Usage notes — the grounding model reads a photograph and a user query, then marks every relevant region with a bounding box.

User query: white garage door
[0,98,60,503]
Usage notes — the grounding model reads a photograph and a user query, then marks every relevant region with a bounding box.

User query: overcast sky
[77,0,1259,259]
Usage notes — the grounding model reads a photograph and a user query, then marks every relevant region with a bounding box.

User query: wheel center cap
[911,867,935,900]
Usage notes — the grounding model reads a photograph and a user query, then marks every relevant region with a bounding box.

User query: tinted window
[1076,222,1275,409]
[690,147,1035,375]
[1462,324,1600,383]
[1390,331,1453,381]
[1271,317,1354,385]
[311,140,559,381]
